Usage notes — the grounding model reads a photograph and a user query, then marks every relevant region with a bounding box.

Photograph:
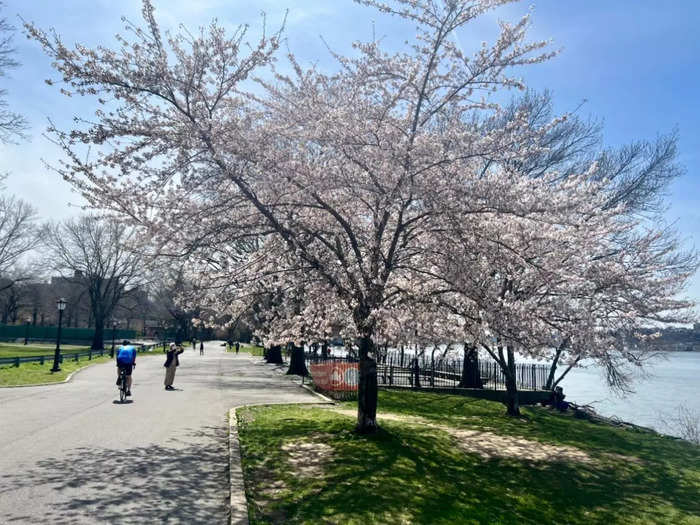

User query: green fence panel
[0,324,138,342]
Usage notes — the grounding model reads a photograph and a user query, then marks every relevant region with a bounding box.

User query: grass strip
[0,355,113,386]
[228,342,264,356]
[237,390,700,525]
[0,343,91,358]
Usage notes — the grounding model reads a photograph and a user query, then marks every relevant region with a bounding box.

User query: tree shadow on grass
[241,406,700,524]
[0,426,230,524]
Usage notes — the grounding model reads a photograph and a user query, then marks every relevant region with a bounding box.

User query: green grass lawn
[0,355,113,386]
[237,390,700,525]
[227,342,264,356]
[0,343,91,358]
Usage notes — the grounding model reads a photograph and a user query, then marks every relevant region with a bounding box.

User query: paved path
[0,342,316,524]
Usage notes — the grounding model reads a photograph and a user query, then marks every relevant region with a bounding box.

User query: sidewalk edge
[229,395,334,524]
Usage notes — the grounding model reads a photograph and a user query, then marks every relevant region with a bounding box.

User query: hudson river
[560,351,700,438]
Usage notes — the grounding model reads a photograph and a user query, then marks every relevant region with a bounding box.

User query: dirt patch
[326,407,595,464]
[281,438,334,478]
[250,465,289,518]
[447,427,593,463]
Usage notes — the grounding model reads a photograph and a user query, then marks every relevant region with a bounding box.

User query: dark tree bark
[265,345,283,364]
[459,344,483,388]
[411,357,421,388]
[356,334,378,434]
[286,343,308,376]
[91,319,104,350]
[504,346,520,417]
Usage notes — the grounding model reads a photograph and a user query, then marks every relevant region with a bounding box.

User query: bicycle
[118,366,128,403]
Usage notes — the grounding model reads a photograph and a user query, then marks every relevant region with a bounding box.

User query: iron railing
[0,342,162,368]
[305,352,549,392]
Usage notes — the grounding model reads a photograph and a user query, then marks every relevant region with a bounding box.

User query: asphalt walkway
[0,342,316,524]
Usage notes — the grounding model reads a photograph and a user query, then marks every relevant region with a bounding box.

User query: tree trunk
[545,340,565,390]
[265,345,284,364]
[504,346,520,417]
[286,343,308,376]
[92,319,104,350]
[459,344,483,388]
[356,334,378,434]
[505,375,520,416]
[355,337,378,434]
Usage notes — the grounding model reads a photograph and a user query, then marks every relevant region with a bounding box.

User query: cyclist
[116,340,137,396]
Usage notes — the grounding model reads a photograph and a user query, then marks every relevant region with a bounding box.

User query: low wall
[380,386,551,405]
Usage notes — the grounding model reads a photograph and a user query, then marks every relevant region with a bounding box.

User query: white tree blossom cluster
[27,0,696,427]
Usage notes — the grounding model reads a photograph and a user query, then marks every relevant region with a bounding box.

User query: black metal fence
[305,352,549,393]
[0,342,162,368]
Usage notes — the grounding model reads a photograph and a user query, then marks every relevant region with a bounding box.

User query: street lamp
[51,298,67,373]
[24,316,31,345]
[110,320,118,358]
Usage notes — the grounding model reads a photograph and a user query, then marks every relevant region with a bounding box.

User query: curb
[300,382,336,404]
[229,406,249,525]
[228,390,334,524]
[0,357,113,388]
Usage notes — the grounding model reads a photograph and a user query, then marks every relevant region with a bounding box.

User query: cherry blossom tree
[421,164,696,415]
[28,0,558,432]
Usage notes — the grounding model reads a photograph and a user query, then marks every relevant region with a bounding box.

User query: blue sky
[1,0,698,301]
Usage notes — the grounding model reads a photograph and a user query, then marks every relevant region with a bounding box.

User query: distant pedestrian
[164,342,184,390]
[200,340,204,356]
[192,339,196,351]
[235,341,240,354]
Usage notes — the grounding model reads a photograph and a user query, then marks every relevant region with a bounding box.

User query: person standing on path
[235,341,239,354]
[200,340,204,356]
[164,342,184,390]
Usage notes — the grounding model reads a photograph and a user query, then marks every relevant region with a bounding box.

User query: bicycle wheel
[119,373,126,403]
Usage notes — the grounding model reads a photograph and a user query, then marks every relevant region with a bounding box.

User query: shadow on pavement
[0,426,230,524]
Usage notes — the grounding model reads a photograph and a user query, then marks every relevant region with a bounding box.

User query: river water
[557,351,700,438]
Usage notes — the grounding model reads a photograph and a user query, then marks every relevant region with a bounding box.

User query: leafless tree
[659,405,700,445]
[0,2,27,143]
[44,216,145,349]
[498,90,682,216]
[0,192,40,288]
[149,265,201,343]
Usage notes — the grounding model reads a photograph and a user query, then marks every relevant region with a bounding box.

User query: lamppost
[51,298,67,373]
[24,316,31,345]
[110,320,118,358]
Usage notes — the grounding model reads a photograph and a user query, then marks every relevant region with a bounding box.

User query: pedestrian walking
[235,341,239,354]
[192,339,196,351]
[164,342,184,390]
[200,340,204,356]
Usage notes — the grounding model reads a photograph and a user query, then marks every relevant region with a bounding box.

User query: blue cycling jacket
[116,346,136,365]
